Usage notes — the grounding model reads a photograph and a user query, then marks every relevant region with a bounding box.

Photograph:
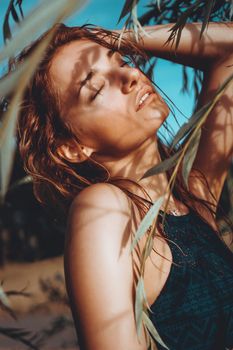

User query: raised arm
[134,22,233,210]
[64,183,148,350]
[135,22,233,70]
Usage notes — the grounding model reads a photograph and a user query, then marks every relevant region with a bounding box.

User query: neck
[96,137,176,206]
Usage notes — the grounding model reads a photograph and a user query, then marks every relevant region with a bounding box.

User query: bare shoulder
[67,182,132,243]
[64,183,146,349]
[70,182,131,216]
[65,182,133,280]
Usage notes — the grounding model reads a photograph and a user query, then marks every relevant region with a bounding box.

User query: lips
[136,86,154,111]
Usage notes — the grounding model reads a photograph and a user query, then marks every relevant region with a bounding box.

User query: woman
[15,22,233,349]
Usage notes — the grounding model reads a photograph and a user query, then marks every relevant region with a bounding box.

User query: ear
[57,142,94,163]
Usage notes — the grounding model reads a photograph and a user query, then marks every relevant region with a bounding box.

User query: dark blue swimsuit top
[149,210,233,350]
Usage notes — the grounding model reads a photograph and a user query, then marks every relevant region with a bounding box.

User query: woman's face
[49,39,169,158]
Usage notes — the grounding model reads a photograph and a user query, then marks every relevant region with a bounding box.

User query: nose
[121,67,140,94]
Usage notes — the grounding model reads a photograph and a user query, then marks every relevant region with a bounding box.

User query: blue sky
[0,0,195,135]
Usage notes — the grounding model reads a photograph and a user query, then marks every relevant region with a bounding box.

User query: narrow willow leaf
[172,72,233,150]
[0,28,55,199]
[18,2,24,19]
[0,286,10,308]
[135,277,144,337]
[146,333,159,350]
[182,129,202,189]
[118,0,137,23]
[168,73,233,198]
[156,0,161,11]
[8,175,32,191]
[132,2,139,42]
[0,0,87,200]
[0,0,85,96]
[0,0,86,62]
[131,196,164,251]
[11,4,20,23]
[181,65,189,94]
[166,0,202,48]
[0,60,27,98]
[170,102,210,149]
[175,24,185,51]
[0,95,19,201]
[142,150,182,179]
[142,311,169,349]
[230,0,233,19]
[200,0,214,38]
[144,233,154,261]
[3,14,11,42]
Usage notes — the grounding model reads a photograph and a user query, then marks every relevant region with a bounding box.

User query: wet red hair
[11,24,148,213]
[10,23,223,230]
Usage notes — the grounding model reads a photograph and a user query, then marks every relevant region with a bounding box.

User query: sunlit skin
[49,39,184,209]
[48,23,233,350]
[50,40,168,152]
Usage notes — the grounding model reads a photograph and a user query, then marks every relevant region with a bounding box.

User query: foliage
[119,0,233,347]
[0,1,86,348]
[119,0,233,102]
[0,273,77,349]
[0,1,232,349]
[0,0,86,201]
[0,282,40,349]
[3,0,24,42]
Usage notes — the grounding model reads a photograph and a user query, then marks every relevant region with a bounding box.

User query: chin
[144,107,169,125]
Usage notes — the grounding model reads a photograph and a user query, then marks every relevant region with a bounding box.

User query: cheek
[99,90,130,115]
[78,113,143,153]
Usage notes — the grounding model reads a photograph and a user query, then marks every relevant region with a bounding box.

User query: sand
[0,256,79,350]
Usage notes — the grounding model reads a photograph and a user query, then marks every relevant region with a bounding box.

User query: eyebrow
[76,49,116,97]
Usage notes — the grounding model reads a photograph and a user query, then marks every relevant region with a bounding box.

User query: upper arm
[191,53,233,207]
[64,183,147,350]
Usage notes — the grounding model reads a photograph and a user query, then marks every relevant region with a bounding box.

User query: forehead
[49,39,108,94]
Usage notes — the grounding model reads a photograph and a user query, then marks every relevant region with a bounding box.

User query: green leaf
[8,175,32,192]
[131,196,164,251]
[0,0,87,201]
[144,233,154,261]
[181,65,189,94]
[0,96,19,201]
[0,28,55,200]
[156,0,161,11]
[11,4,20,23]
[135,277,145,337]
[0,58,29,97]
[182,129,202,189]
[200,0,214,38]
[0,29,54,199]
[142,311,169,349]
[0,286,10,308]
[142,150,182,179]
[230,1,233,19]
[166,0,202,49]
[0,0,86,62]
[171,70,233,150]
[118,0,138,24]
[171,103,210,149]
[3,13,11,42]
